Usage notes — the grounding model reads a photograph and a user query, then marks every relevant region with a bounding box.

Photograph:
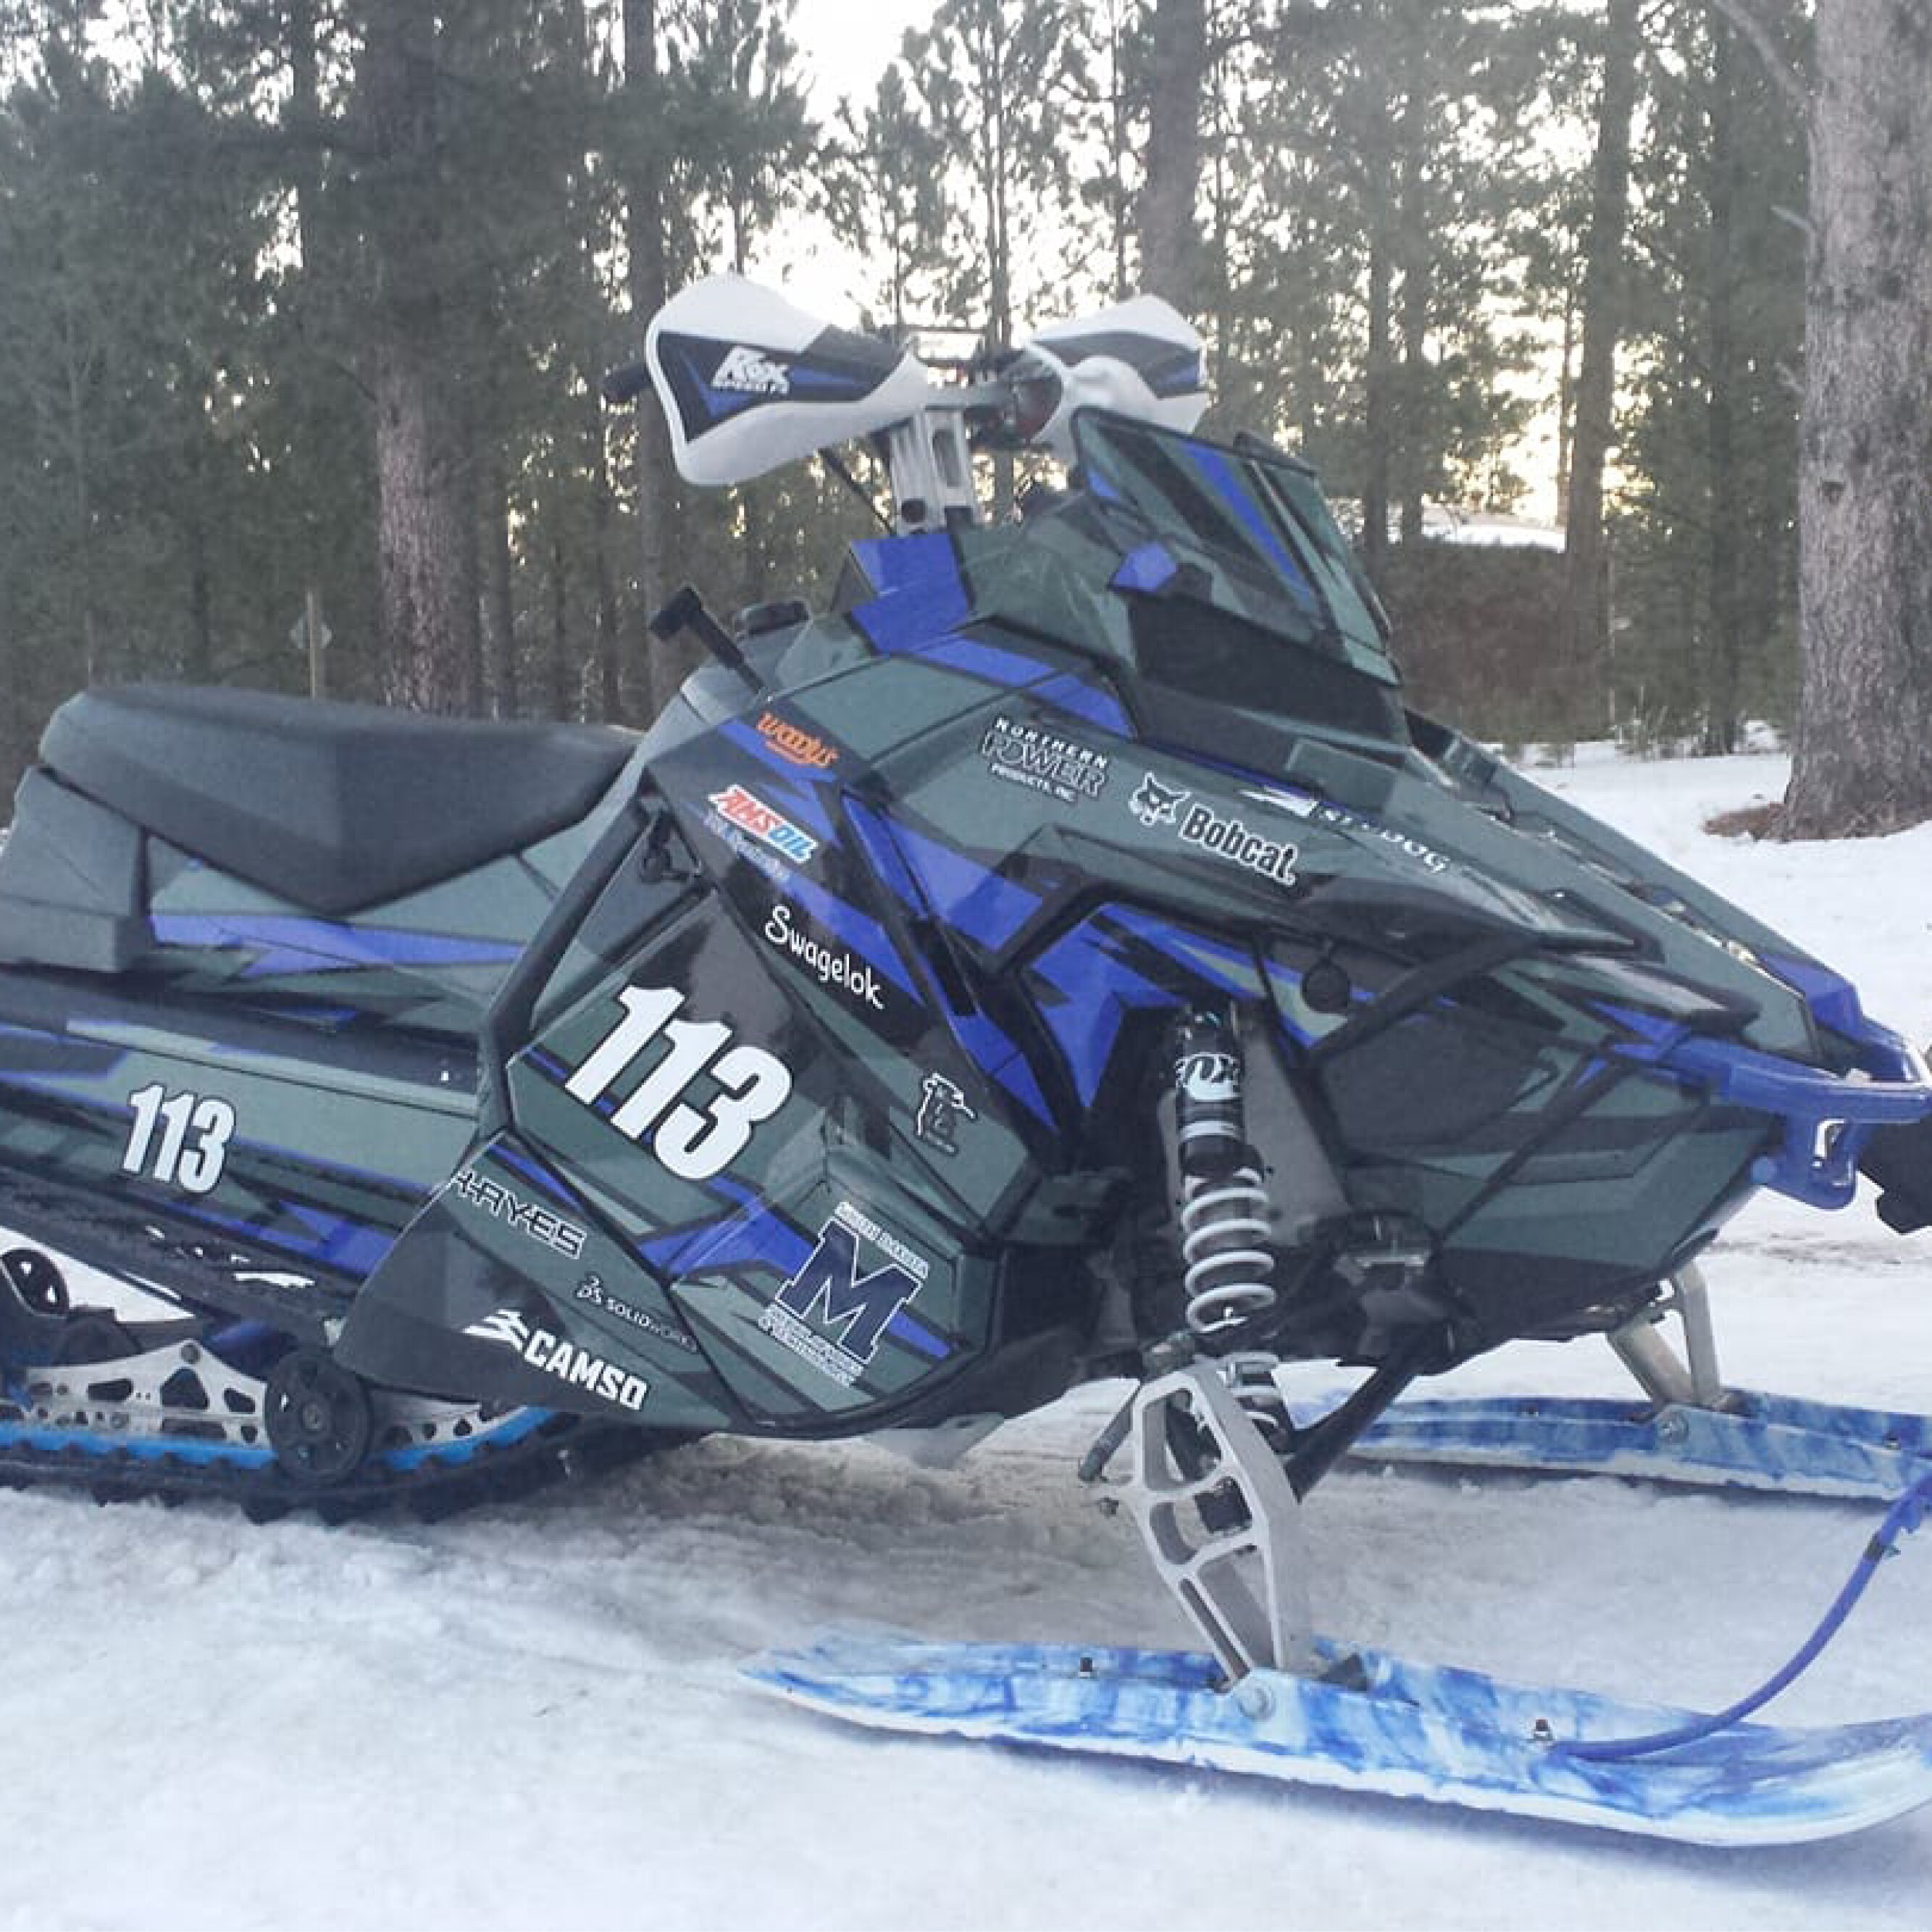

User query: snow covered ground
[11,748,1932,1932]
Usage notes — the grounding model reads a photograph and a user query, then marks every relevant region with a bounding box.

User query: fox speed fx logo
[711,344,791,395]
[463,1308,649,1413]
[758,1200,929,1389]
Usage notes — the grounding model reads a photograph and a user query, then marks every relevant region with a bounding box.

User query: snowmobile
[7,273,1932,1841]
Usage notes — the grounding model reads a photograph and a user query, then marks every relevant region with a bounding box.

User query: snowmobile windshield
[1070,411,1407,752]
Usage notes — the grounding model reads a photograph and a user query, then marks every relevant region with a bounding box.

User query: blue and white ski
[1335,1387,1932,1500]
[745,1632,1932,1846]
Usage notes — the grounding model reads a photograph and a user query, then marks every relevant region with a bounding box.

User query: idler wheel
[2,1249,68,1317]
[264,1348,373,1485]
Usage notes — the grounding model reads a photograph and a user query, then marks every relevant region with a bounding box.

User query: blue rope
[1557,1465,1932,1762]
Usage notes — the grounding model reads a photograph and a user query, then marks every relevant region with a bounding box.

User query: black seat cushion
[42,685,636,916]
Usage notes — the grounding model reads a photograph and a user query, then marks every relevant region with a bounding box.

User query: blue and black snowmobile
[4,274,1932,1841]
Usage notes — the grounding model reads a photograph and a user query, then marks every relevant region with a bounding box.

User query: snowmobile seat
[38,684,637,916]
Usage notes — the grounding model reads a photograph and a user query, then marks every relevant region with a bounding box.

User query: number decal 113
[564,984,791,1181]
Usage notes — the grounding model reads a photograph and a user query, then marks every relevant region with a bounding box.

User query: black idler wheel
[2,1249,68,1317]
[264,1348,374,1485]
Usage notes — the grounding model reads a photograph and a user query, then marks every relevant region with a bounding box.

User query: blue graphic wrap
[1111,542,1182,594]
[1030,921,1187,1106]
[1192,446,1315,598]
[885,821,1042,952]
[1029,672,1132,736]
[1031,910,1262,1105]
[151,913,519,979]
[177,1197,394,1277]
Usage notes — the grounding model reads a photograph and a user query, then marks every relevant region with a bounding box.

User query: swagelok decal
[759,1200,929,1389]
[762,900,887,1012]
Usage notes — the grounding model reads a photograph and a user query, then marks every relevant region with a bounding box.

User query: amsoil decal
[980,714,1109,805]
[758,711,838,770]
[706,784,819,874]
[712,344,790,395]
[463,1308,648,1412]
[762,900,887,1013]
[759,1200,929,1389]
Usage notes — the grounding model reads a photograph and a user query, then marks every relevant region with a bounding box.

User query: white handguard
[645,275,935,487]
[1018,296,1208,462]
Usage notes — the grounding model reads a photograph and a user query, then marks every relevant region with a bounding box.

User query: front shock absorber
[1171,1009,1286,1441]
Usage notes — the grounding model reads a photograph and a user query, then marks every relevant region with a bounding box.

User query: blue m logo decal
[773,1205,926,1365]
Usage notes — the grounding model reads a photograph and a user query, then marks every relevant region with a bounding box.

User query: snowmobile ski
[1337,1386,1932,1501]
[743,1632,1932,1847]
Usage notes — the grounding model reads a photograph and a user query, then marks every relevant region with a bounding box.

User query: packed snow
[10,748,1932,1931]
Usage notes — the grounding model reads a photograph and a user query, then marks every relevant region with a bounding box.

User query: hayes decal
[759,1200,929,1388]
[979,715,1109,805]
[706,784,819,869]
[711,344,790,395]
[446,1166,587,1259]
[758,711,839,770]
[463,1308,648,1412]
[763,900,887,1012]
[1176,800,1299,887]
[1130,771,1190,827]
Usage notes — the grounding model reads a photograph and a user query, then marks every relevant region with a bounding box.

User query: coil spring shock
[1171,1011,1286,1440]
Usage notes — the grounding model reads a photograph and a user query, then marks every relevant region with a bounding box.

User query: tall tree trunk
[1137,0,1207,305]
[360,0,482,711]
[586,389,624,723]
[1702,11,1746,755]
[548,533,575,722]
[1396,90,1430,547]
[1784,0,1932,835]
[1560,0,1642,687]
[622,0,675,722]
[1360,57,1395,585]
[485,448,519,718]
